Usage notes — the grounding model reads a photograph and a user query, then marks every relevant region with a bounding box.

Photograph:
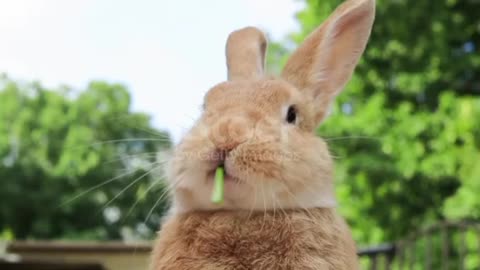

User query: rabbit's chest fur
[151,208,358,270]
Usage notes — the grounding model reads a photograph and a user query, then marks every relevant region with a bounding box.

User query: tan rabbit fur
[151,0,375,269]
[151,209,357,270]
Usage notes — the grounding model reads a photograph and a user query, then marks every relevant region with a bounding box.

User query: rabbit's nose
[209,116,251,151]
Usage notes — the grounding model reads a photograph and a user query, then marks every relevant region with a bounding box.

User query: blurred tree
[268,0,480,244]
[0,75,171,240]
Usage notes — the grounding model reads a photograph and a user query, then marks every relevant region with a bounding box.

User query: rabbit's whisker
[102,152,161,165]
[272,189,289,225]
[122,176,165,222]
[143,177,185,225]
[98,166,162,215]
[246,169,257,221]
[323,135,380,142]
[59,168,135,207]
[278,180,316,221]
[270,188,277,223]
[66,138,172,152]
[260,182,267,233]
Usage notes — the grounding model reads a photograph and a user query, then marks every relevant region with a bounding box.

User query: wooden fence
[358,221,480,270]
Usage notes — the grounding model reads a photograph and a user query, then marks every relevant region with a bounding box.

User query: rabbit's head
[167,0,375,213]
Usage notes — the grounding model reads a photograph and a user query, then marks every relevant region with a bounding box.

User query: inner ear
[226,27,267,81]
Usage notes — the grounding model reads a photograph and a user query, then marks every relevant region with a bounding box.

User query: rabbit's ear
[226,27,267,81]
[282,0,375,124]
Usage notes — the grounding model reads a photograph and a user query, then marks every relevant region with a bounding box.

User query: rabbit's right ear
[226,27,267,81]
[282,0,375,125]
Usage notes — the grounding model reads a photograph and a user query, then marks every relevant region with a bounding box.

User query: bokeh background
[1,0,479,269]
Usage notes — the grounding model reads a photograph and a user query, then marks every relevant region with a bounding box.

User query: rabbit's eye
[286,105,297,124]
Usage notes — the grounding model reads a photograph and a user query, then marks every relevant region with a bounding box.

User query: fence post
[398,241,405,270]
[385,247,395,270]
[425,232,432,270]
[370,255,377,270]
[459,226,466,270]
[441,224,449,270]
[409,240,415,270]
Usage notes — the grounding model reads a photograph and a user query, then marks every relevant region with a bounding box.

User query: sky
[0,0,304,143]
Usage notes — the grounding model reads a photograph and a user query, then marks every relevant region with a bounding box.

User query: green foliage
[0,75,171,240]
[268,0,480,244]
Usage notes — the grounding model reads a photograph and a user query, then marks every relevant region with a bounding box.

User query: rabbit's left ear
[282,0,375,124]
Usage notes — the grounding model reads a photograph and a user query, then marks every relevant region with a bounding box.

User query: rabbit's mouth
[204,149,241,184]
[206,165,240,185]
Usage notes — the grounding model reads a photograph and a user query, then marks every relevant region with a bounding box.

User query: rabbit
[151,0,375,269]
